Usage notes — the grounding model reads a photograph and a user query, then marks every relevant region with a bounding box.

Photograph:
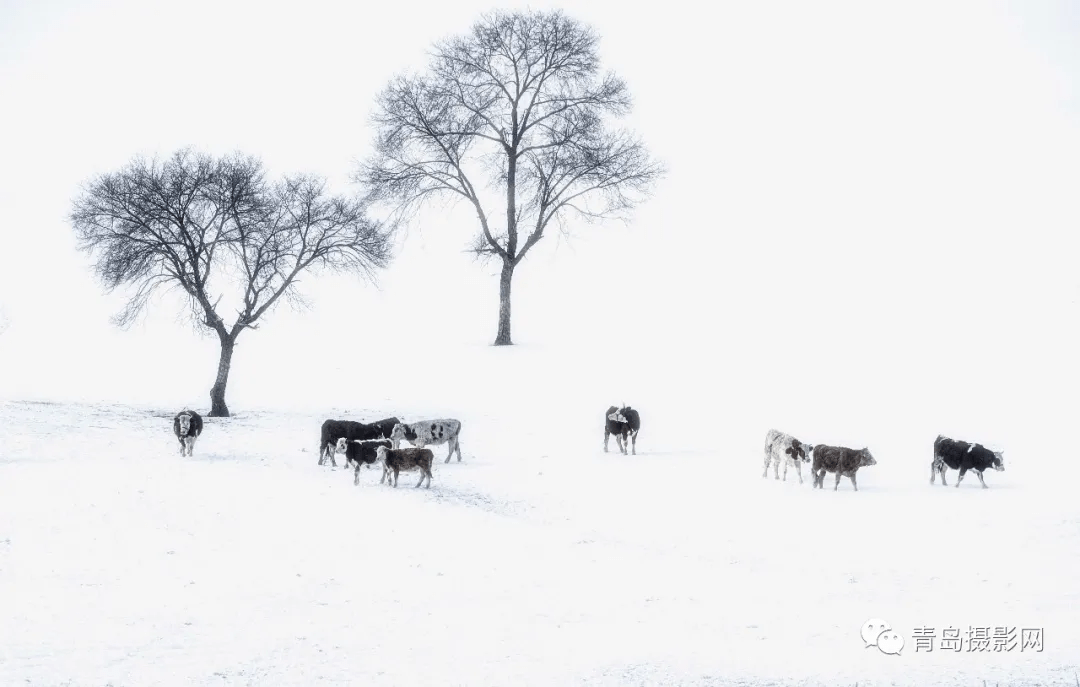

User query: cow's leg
[929,461,936,485]
[775,456,781,480]
[631,431,637,455]
[975,470,988,489]
[795,462,804,484]
[393,468,400,488]
[762,453,771,478]
[379,465,388,485]
[604,429,610,453]
[955,468,967,487]
[189,436,197,456]
[849,472,858,492]
[938,465,949,487]
[834,471,842,491]
[354,465,361,486]
[782,459,789,481]
[426,467,433,488]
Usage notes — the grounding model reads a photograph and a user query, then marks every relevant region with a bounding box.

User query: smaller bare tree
[72,148,393,416]
[360,9,664,345]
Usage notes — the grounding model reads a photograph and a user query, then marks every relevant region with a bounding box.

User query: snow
[1,343,1077,686]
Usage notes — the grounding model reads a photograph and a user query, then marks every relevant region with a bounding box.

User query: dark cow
[390,419,462,463]
[604,405,641,455]
[318,416,401,467]
[173,409,203,457]
[347,440,392,485]
[811,444,877,491]
[932,435,1005,488]
[376,445,434,488]
[337,417,401,468]
[762,429,815,483]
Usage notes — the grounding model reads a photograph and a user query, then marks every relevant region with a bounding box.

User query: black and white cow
[173,409,203,457]
[376,445,434,488]
[347,440,392,485]
[604,405,641,455]
[762,429,814,483]
[811,444,877,491]
[335,417,401,469]
[318,416,401,467]
[390,419,462,463]
[932,435,1005,488]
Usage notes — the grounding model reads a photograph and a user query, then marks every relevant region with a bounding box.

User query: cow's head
[992,450,1005,471]
[375,445,390,463]
[390,424,406,441]
[177,413,191,435]
[785,439,812,463]
[335,437,349,454]
[607,407,628,424]
[859,448,877,467]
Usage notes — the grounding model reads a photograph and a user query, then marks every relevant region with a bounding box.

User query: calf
[604,405,641,455]
[336,417,401,468]
[173,409,203,457]
[390,419,462,463]
[811,444,877,491]
[376,445,434,488]
[762,429,814,483]
[347,440,392,486]
[932,435,1005,489]
[319,416,401,467]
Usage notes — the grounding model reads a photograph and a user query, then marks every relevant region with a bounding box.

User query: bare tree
[360,9,663,345]
[71,148,393,416]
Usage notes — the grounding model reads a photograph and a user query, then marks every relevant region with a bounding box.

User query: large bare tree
[360,9,663,345]
[72,148,393,416]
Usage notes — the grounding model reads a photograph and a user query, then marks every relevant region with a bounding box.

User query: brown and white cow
[173,409,203,457]
[376,445,434,488]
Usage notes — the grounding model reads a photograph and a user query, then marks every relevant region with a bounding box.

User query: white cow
[390,419,462,463]
[762,429,814,483]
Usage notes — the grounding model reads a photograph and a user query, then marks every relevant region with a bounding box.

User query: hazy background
[1,0,1077,460]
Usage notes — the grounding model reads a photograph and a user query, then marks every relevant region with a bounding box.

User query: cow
[931,435,1005,489]
[762,429,814,483]
[604,405,641,455]
[173,409,203,457]
[347,440,392,486]
[336,417,401,468]
[390,419,462,464]
[318,416,401,467]
[811,444,877,491]
[376,445,434,488]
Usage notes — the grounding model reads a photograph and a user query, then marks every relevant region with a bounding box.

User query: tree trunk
[494,259,514,346]
[209,334,236,417]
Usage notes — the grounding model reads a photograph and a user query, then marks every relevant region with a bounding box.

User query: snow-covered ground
[1,343,1077,686]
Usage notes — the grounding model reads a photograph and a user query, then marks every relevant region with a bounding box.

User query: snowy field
[1,344,1078,687]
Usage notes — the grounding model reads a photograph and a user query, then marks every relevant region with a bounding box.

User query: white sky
[0,0,1078,433]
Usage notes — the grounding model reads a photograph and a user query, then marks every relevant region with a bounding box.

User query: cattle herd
[171,406,1006,491]
[763,429,1006,491]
